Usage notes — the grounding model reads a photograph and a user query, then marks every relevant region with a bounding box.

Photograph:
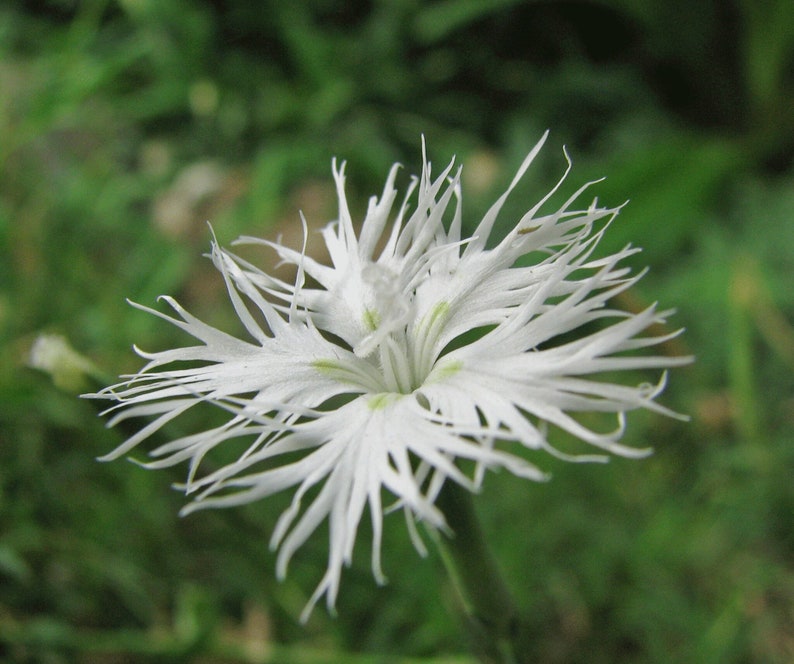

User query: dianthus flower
[90,132,690,621]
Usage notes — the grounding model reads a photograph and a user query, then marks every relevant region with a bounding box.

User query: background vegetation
[2,0,793,662]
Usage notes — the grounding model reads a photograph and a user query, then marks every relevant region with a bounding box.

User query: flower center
[353,263,412,358]
[314,267,462,400]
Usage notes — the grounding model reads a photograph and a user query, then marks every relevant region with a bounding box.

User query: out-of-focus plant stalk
[434,480,532,664]
[729,258,763,445]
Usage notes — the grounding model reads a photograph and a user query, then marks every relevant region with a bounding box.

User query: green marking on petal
[363,309,380,331]
[312,358,341,373]
[368,393,399,410]
[312,358,362,386]
[427,301,449,328]
[428,359,463,383]
[312,357,380,392]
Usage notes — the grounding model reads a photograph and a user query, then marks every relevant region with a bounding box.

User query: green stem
[434,481,532,664]
[728,258,762,445]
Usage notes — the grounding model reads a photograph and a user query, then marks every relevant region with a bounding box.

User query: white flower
[89,132,691,621]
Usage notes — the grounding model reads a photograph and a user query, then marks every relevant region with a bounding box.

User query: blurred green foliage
[1,0,793,662]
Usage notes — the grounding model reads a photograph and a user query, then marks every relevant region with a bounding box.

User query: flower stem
[434,481,532,664]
